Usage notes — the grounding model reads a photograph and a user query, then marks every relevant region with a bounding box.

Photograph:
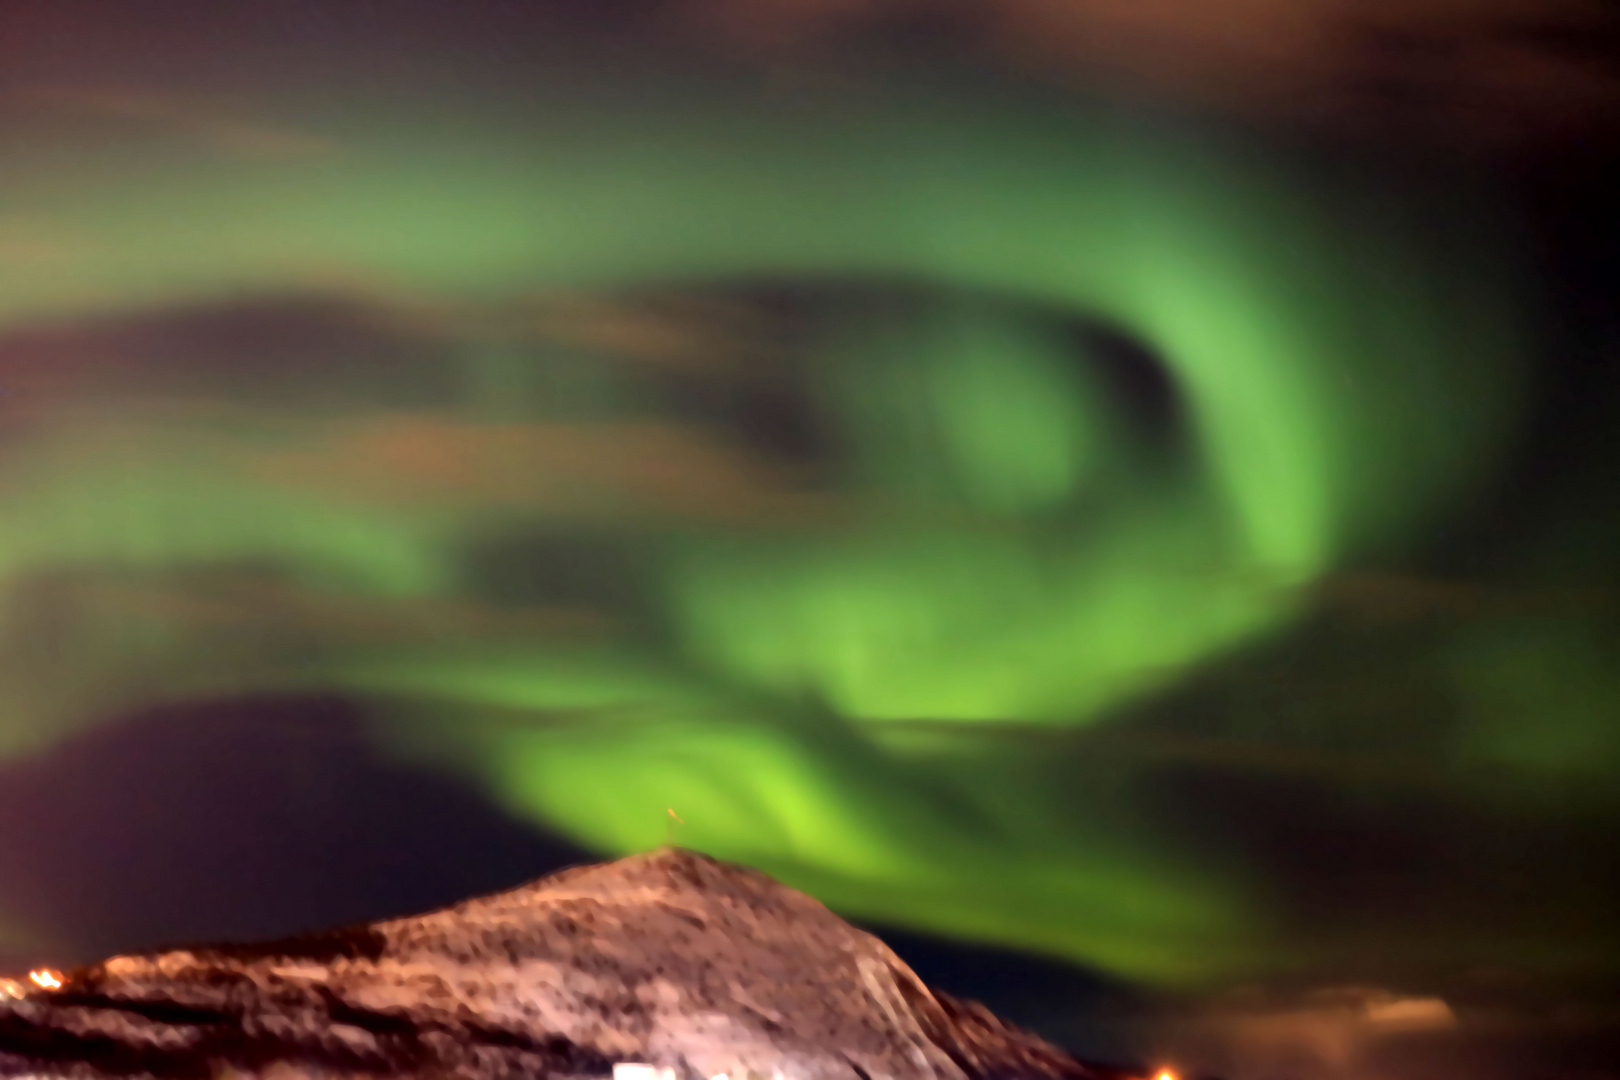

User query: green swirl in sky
[0,71,1532,984]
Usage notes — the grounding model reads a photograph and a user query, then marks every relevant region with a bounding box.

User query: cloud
[18,85,340,162]
[248,414,838,526]
[1153,987,1459,1080]
[0,215,89,265]
[670,0,1620,145]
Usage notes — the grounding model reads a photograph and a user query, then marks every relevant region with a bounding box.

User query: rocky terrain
[0,847,1136,1080]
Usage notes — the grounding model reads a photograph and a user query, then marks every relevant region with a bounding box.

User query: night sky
[0,3,1618,1079]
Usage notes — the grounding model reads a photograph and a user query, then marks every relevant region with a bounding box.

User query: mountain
[0,846,1139,1080]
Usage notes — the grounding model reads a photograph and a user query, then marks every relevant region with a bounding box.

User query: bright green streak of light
[0,76,1532,983]
[479,715,1255,984]
[366,645,1259,983]
[671,505,1275,722]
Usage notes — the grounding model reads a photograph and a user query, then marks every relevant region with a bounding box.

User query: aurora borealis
[0,2,1618,1075]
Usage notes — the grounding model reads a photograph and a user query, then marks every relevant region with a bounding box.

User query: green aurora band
[0,72,1535,985]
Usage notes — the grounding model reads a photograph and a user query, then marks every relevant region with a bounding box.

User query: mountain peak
[2,847,1134,1080]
